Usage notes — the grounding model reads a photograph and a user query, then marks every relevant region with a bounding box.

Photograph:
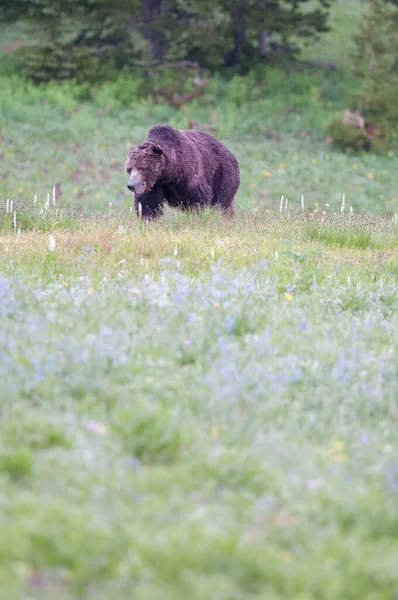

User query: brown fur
[125,124,240,220]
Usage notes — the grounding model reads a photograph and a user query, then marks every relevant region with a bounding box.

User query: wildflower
[87,420,108,435]
[361,431,370,445]
[388,151,393,157]
[381,170,387,175]
[334,453,348,462]
[306,479,322,490]
[300,318,307,330]
[285,292,293,301]
[280,552,292,561]
[211,425,219,439]
[95,128,100,134]
[62,164,68,171]
[332,440,344,451]
[250,183,256,189]
[99,144,106,150]
[209,447,222,457]
[95,193,100,199]
[292,155,298,161]
[87,288,93,294]
[312,159,318,165]
[251,199,257,204]
[328,439,348,461]
[62,281,69,288]
[279,163,285,169]
[48,234,56,252]
[367,172,374,179]
[73,187,78,193]
[392,197,397,203]
[214,302,220,308]
[263,170,272,177]
[352,163,358,169]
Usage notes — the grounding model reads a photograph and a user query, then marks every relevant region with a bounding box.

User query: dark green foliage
[326,119,371,153]
[352,0,398,130]
[0,448,33,479]
[328,0,398,153]
[0,0,336,83]
[0,0,142,83]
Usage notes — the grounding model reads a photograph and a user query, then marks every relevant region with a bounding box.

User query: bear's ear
[152,145,163,156]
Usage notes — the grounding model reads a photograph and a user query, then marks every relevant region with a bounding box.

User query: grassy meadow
[1,4,398,598]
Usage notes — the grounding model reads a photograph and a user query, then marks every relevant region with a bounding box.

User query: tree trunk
[143,0,164,63]
[232,0,246,62]
[259,29,268,58]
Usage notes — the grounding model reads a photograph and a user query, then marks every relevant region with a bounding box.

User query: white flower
[48,234,56,252]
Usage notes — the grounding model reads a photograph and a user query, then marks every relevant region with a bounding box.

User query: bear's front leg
[134,186,164,220]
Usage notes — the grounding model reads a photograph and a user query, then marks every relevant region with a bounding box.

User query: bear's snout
[127,171,146,193]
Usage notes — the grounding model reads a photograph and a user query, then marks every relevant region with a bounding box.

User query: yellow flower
[214,302,220,308]
[262,170,272,177]
[250,183,256,189]
[368,172,374,179]
[279,163,285,169]
[95,424,107,435]
[95,193,100,199]
[352,163,358,169]
[88,288,93,294]
[388,151,393,157]
[62,281,69,288]
[332,440,344,451]
[292,155,298,161]
[252,199,257,204]
[335,453,348,462]
[62,164,68,171]
[211,425,219,439]
[392,197,397,203]
[280,552,292,561]
[381,170,387,175]
[284,292,293,301]
[328,439,348,461]
[99,144,106,150]
[18,187,24,194]
[312,159,318,165]
[73,187,78,193]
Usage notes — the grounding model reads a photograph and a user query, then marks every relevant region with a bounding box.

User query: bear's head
[125,141,165,196]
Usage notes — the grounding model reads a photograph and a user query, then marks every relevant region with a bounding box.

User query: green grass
[0,205,398,599]
[1,3,398,594]
[0,70,396,218]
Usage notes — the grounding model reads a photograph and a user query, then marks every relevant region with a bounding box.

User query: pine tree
[352,0,398,135]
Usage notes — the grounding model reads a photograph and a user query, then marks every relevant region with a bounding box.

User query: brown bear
[125,124,240,219]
